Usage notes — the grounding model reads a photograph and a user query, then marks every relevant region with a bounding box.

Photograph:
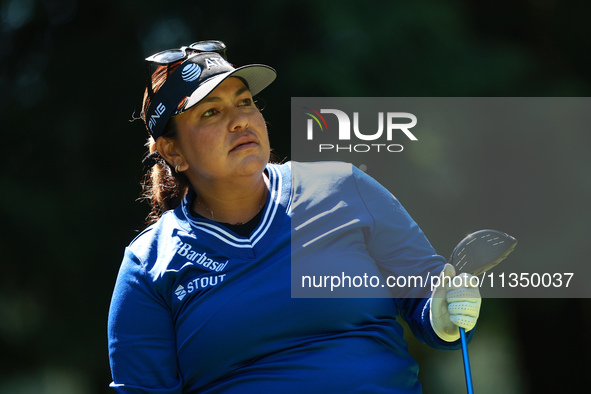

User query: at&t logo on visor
[304,108,418,153]
[182,63,202,82]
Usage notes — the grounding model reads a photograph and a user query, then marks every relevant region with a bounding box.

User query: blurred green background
[1,0,590,393]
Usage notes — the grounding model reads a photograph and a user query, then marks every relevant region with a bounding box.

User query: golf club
[449,229,518,394]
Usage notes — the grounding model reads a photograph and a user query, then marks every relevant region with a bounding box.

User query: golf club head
[450,229,517,276]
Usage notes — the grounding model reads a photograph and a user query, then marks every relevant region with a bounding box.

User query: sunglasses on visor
[144,40,228,98]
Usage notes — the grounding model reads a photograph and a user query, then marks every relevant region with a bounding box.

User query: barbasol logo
[304,108,417,153]
[182,63,201,82]
[176,242,228,272]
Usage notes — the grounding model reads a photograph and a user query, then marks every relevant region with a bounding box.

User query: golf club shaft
[450,229,517,394]
[460,327,474,394]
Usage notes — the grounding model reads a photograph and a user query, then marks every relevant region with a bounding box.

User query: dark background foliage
[1,0,589,392]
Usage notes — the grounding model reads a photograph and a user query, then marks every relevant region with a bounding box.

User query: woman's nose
[228,108,249,132]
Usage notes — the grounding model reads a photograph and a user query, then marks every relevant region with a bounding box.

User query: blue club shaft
[460,327,474,394]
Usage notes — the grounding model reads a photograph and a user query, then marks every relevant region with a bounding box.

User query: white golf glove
[430,264,482,342]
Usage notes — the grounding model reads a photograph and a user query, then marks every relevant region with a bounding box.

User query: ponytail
[140,133,190,225]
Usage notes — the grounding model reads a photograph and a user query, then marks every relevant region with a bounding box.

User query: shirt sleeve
[107,248,183,393]
[351,165,474,351]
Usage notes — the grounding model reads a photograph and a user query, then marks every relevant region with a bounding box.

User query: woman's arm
[351,165,475,350]
[108,248,182,393]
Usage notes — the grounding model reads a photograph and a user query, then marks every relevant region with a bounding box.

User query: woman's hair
[140,63,190,225]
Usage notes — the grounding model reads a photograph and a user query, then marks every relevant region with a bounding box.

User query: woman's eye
[202,109,216,117]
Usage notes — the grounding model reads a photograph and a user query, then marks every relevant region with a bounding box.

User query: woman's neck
[191,172,269,225]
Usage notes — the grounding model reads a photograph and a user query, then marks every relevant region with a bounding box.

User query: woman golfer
[108,40,481,393]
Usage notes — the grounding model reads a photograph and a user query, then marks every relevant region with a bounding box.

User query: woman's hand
[429,264,482,342]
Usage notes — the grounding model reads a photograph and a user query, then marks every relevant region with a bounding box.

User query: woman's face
[172,77,270,185]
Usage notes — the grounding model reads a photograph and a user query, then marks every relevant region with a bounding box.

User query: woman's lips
[231,141,258,152]
[230,135,258,152]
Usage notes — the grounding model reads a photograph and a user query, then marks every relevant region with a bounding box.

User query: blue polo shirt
[108,161,468,393]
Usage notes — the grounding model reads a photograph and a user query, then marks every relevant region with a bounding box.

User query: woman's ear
[155,137,187,171]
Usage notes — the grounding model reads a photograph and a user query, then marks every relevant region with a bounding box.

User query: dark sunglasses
[144,40,228,98]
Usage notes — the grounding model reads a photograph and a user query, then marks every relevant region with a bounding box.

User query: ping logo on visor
[147,103,166,134]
